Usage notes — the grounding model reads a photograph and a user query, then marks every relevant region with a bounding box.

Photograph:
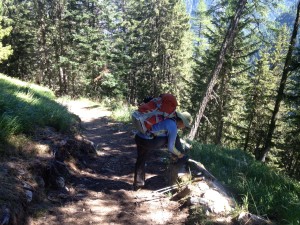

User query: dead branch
[187,159,216,181]
[203,115,213,127]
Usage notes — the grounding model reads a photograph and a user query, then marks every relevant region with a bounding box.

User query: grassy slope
[1,74,299,224]
[0,74,80,223]
[190,143,300,224]
[0,73,76,144]
[109,102,300,224]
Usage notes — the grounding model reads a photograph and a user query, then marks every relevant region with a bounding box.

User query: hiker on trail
[133,111,192,191]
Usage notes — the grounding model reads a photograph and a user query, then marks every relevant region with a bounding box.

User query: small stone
[56,177,65,188]
[25,190,33,202]
[197,182,209,191]
[0,207,10,225]
[35,176,45,188]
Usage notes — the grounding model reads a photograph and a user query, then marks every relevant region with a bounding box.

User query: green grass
[101,97,134,123]
[0,73,77,143]
[106,98,300,224]
[189,143,300,225]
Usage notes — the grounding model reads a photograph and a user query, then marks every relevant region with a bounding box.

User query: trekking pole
[135,195,166,203]
[154,184,177,193]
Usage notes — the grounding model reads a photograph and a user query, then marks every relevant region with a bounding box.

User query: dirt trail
[29,100,189,225]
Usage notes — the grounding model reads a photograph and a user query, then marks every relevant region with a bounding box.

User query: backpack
[132,93,178,134]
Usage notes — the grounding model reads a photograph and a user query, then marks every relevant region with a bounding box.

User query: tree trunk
[243,116,253,151]
[215,73,226,145]
[36,0,47,85]
[56,1,66,95]
[189,0,248,140]
[258,0,300,162]
[243,86,259,152]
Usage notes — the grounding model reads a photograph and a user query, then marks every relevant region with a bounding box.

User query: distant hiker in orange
[133,110,192,191]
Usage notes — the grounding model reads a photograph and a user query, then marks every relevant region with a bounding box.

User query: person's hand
[180,138,192,153]
[170,154,179,163]
[177,153,185,158]
[177,154,189,165]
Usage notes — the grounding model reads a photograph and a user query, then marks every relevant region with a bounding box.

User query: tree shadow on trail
[70,175,133,192]
[70,114,174,193]
[35,113,170,225]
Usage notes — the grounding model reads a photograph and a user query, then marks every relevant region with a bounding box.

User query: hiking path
[29,99,189,225]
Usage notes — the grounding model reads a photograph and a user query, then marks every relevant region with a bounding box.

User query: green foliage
[190,143,300,224]
[0,74,76,142]
[1,0,117,97]
[0,3,13,63]
[235,25,290,163]
[0,0,299,185]
[101,97,134,123]
[189,0,293,174]
[279,44,300,179]
[115,0,194,103]
[111,105,133,124]
[0,0,36,78]
[189,0,259,145]
[0,115,19,141]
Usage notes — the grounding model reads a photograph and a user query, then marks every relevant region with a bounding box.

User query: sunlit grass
[0,74,77,143]
[189,143,300,224]
[83,95,300,224]
[101,97,134,123]
[111,106,133,123]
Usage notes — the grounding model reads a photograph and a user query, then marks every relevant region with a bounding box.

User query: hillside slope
[28,99,189,225]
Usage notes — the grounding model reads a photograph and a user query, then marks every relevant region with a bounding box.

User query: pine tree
[281,62,300,178]
[0,2,12,63]
[190,0,211,52]
[1,0,116,97]
[61,0,115,97]
[0,16,13,63]
[188,0,252,143]
[188,0,248,140]
[115,0,193,104]
[259,1,300,162]
[0,0,36,79]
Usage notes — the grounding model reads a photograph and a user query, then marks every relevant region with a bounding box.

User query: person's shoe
[177,166,187,177]
[133,184,144,191]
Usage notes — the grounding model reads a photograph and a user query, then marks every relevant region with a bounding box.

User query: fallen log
[187,159,234,201]
[187,159,216,181]
[163,158,275,224]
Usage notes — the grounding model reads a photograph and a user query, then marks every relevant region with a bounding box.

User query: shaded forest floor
[28,99,189,225]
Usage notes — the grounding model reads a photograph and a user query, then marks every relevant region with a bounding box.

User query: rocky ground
[27,99,189,225]
[1,99,272,225]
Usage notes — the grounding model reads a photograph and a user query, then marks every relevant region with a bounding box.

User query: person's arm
[167,122,184,157]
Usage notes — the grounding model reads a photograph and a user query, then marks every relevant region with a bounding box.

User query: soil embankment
[28,100,188,225]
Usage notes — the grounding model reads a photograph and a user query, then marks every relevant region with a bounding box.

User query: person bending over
[133,111,192,190]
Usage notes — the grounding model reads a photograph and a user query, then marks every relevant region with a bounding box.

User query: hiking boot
[177,166,187,177]
[133,181,145,191]
[133,184,144,191]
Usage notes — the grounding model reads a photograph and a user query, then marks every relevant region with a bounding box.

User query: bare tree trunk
[60,67,67,94]
[189,0,248,140]
[35,0,47,85]
[56,0,66,96]
[215,73,226,145]
[258,0,300,162]
[243,116,253,151]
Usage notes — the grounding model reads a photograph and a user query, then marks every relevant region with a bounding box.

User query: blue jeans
[133,134,184,189]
